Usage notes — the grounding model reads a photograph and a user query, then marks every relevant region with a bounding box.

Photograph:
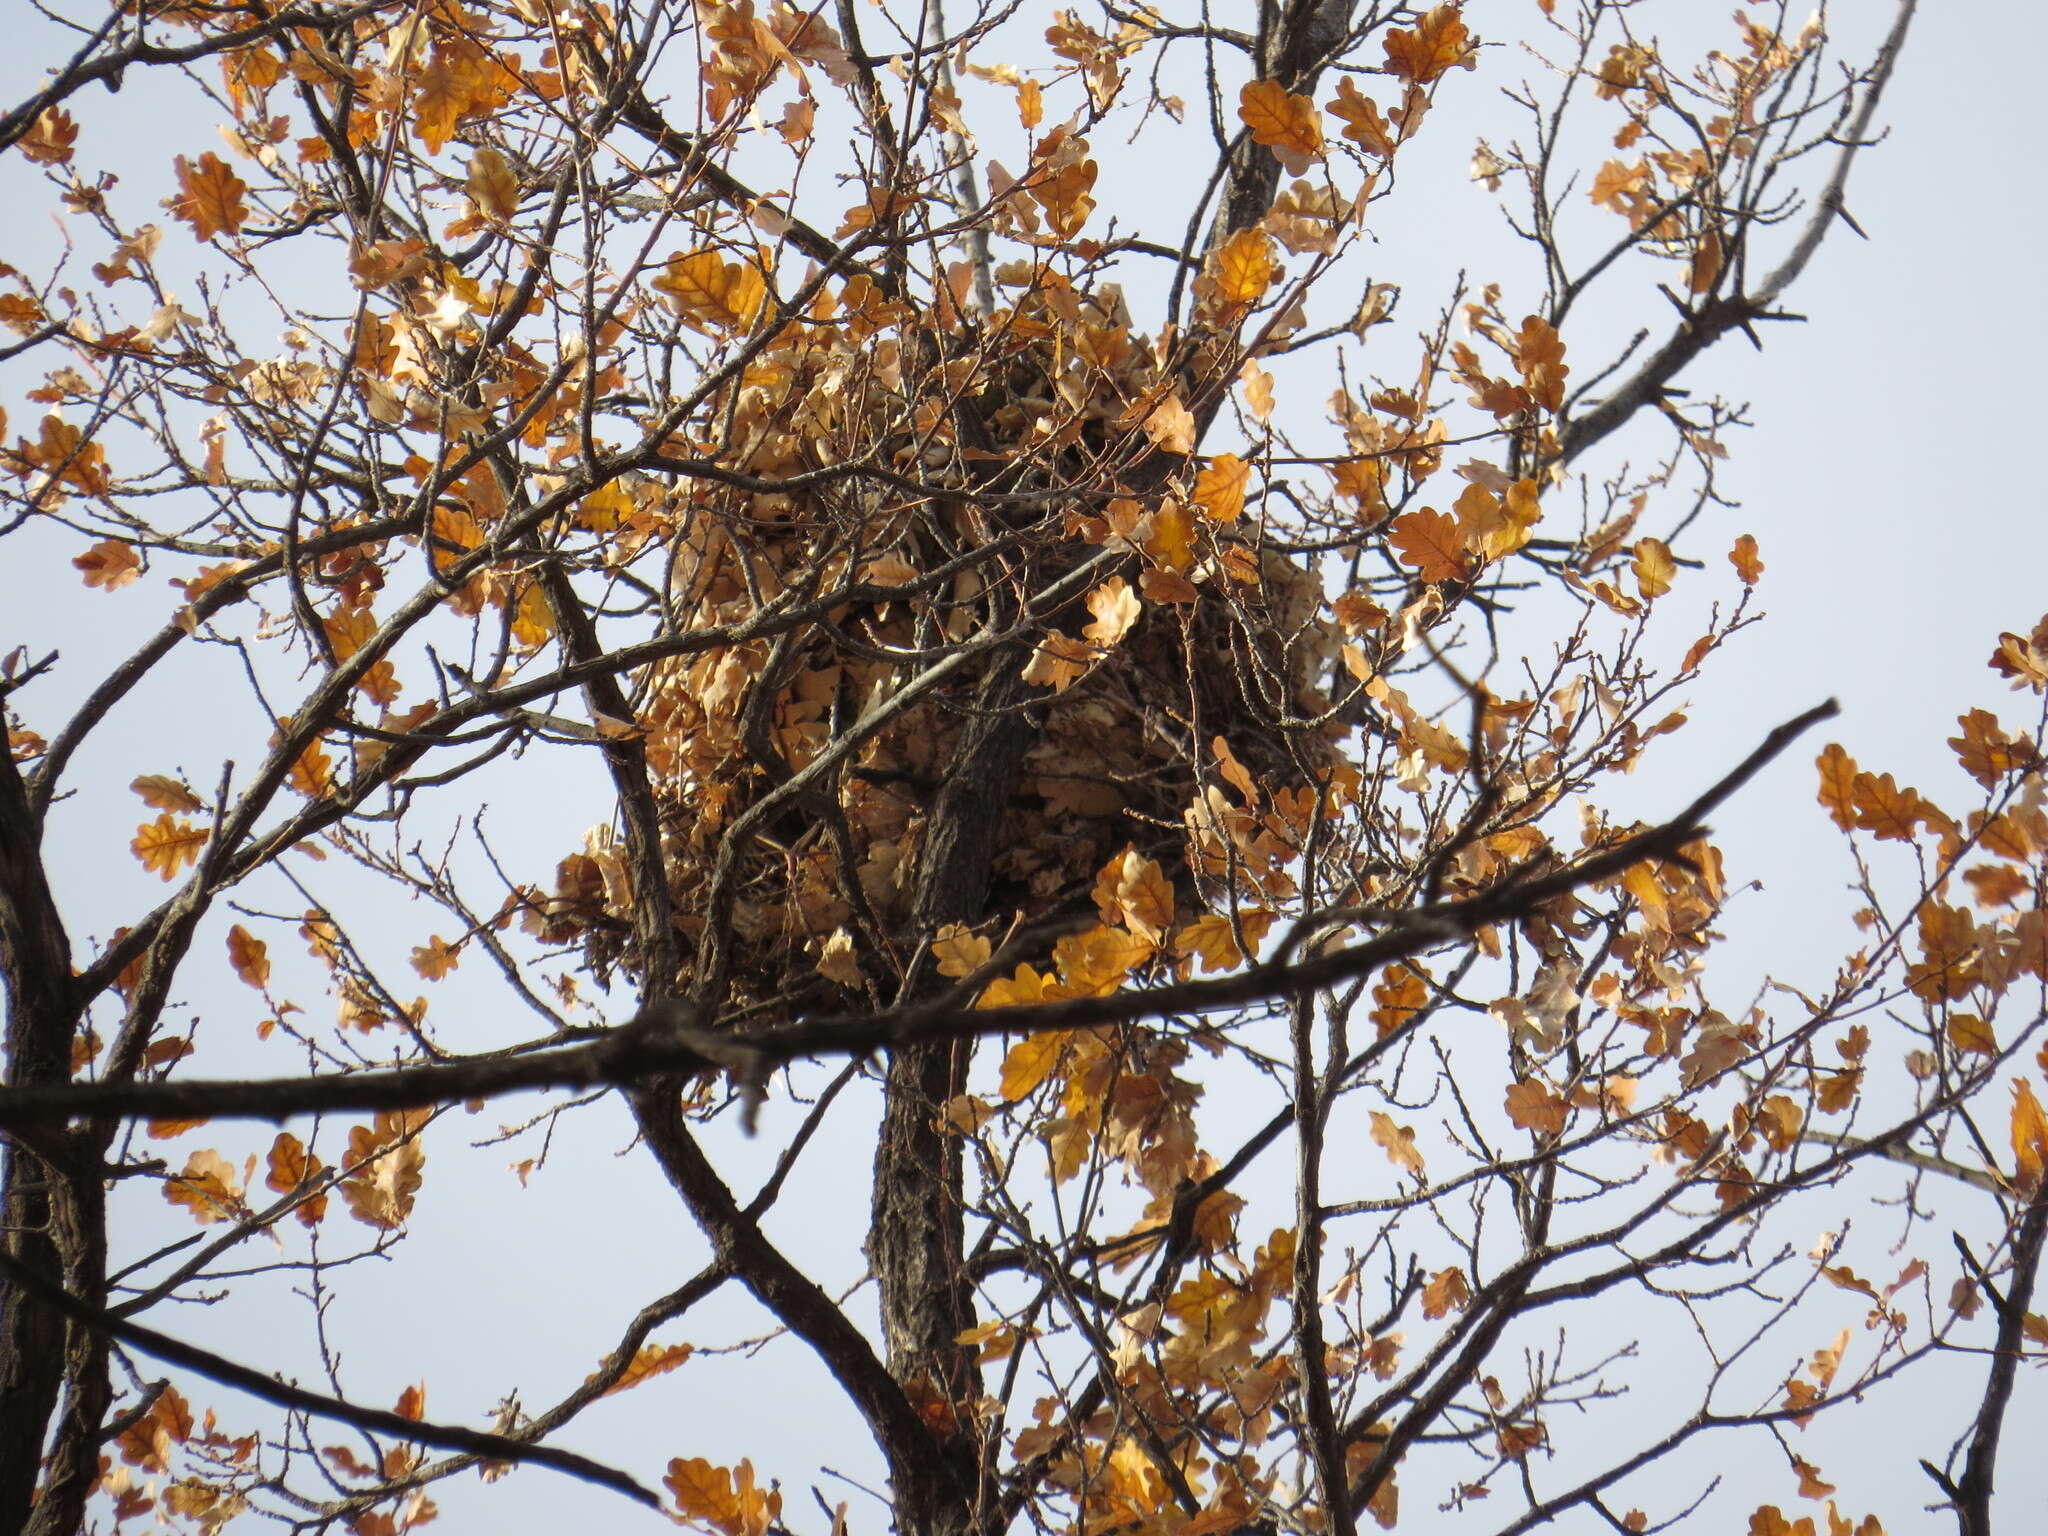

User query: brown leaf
[1388,508,1468,582]
[167,153,249,241]
[226,924,270,989]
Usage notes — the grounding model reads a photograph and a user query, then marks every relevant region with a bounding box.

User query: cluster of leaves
[4,4,2040,1536]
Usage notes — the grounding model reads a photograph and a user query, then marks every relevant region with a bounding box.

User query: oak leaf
[598,1343,693,1397]
[1369,1111,1426,1178]
[75,539,140,590]
[226,924,270,988]
[1142,394,1197,456]
[1000,1032,1069,1101]
[410,935,461,980]
[1238,80,1325,174]
[1421,1265,1471,1319]
[1505,1079,1570,1138]
[1631,537,1675,599]
[1192,453,1250,524]
[1949,708,2037,788]
[168,153,249,240]
[133,773,203,812]
[1388,508,1467,582]
[2013,1079,2048,1194]
[265,1132,328,1226]
[340,1110,428,1230]
[1330,77,1396,157]
[1382,5,1477,85]
[133,814,207,880]
[1211,228,1276,309]
[164,1149,246,1225]
[932,924,992,979]
[1730,533,1765,584]
[1814,744,1858,831]
[466,146,518,224]
[1082,578,1141,648]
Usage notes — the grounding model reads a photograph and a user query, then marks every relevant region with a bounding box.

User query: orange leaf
[1421,1265,1470,1319]
[410,935,461,980]
[1000,1031,1069,1101]
[1730,533,1764,584]
[74,539,140,590]
[1192,453,1250,524]
[19,106,78,166]
[1382,5,1477,85]
[1949,709,2037,788]
[132,814,207,881]
[168,152,249,240]
[466,146,519,224]
[1814,744,1857,831]
[1238,79,1325,172]
[1211,229,1276,309]
[1505,1079,1570,1138]
[1388,508,1468,582]
[2013,1079,2048,1194]
[1370,1111,1426,1178]
[226,924,270,989]
[598,1343,693,1397]
[132,774,203,812]
[1329,77,1396,157]
[265,1130,324,1195]
[163,1149,246,1225]
[1514,314,1568,412]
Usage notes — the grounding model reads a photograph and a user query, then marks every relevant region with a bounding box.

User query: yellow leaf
[1173,910,1272,973]
[1631,537,1675,599]
[132,814,207,881]
[1238,80,1325,172]
[1000,1032,1069,1101]
[932,923,992,979]
[1211,228,1275,309]
[653,248,768,333]
[978,963,1051,1009]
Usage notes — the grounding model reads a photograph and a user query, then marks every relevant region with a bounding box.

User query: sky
[3,1,2046,1533]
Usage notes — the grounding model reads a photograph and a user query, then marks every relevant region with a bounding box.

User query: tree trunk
[868,660,1036,1536]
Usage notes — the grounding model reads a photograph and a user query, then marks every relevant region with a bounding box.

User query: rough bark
[868,658,1037,1536]
[0,725,83,1532]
